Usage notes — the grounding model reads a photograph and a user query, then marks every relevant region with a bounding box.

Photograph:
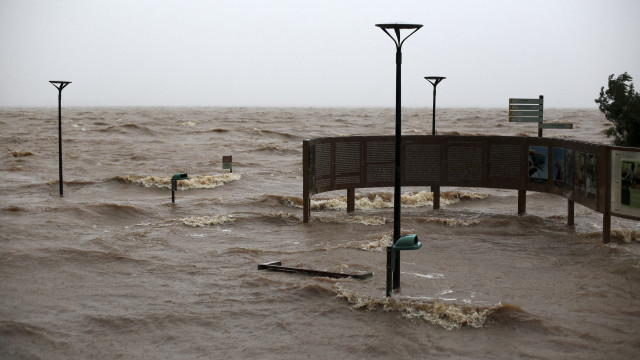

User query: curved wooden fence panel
[303,135,640,243]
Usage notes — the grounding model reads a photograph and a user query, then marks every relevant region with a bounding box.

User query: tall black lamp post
[424,76,445,209]
[424,76,445,136]
[49,81,71,196]
[375,22,422,296]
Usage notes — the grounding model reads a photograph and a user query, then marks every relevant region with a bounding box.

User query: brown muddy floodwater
[1,107,639,359]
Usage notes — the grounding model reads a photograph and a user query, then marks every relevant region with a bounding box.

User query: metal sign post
[49,81,71,196]
[222,155,232,173]
[375,22,422,296]
[171,173,189,203]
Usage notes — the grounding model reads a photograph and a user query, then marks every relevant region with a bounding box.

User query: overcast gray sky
[1,0,639,108]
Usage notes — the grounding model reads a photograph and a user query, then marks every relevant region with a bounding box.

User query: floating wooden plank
[538,123,573,129]
[258,261,373,280]
[509,98,544,104]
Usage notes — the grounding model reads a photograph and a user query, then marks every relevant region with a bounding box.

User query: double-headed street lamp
[49,81,71,196]
[375,22,422,296]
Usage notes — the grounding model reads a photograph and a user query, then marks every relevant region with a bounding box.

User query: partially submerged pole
[49,81,71,196]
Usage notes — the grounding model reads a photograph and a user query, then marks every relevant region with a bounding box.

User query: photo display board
[611,148,640,219]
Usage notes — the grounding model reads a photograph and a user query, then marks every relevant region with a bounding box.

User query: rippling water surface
[1,107,639,359]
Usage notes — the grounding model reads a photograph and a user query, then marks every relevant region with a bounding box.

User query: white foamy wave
[269,211,302,223]
[309,191,488,211]
[335,285,502,330]
[314,215,388,226]
[117,173,241,189]
[181,214,235,227]
[611,229,640,243]
[344,230,415,252]
[421,216,480,227]
[345,232,392,251]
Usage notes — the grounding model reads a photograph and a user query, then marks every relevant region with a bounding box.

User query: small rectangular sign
[222,155,232,171]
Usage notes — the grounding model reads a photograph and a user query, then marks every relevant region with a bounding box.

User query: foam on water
[117,173,241,189]
[344,230,418,251]
[335,285,510,330]
[344,232,392,251]
[180,214,235,227]
[611,228,640,243]
[307,190,489,211]
[419,216,481,227]
[313,215,388,226]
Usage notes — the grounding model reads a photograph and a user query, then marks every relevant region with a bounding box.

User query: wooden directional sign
[509,96,544,123]
[508,95,573,136]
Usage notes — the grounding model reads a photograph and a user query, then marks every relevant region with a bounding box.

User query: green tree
[595,72,640,147]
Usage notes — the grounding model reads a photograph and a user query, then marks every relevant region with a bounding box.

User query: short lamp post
[375,22,422,296]
[49,81,71,196]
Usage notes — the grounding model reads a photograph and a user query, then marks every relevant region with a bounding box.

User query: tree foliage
[595,72,640,147]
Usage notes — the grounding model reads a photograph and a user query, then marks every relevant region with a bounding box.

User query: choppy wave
[610,229,640,243]
[87,203,148,220]
[97,123,155,135]
[180,214,235,227]
[344,230,419,251]
[418,216,480,227]
[6,165,25,171]
[260,194,304,208]
[267,211,302,223]
[313,215,387,226]
[9,150,34,157]
[344,231,392,251]
[252,128,298,139]
[335,285,520,330]
[2,205,25,212]
[116,173,241,189]
[263,191,489,211]
[253,143,298,154]
[313,215,389,226]
[232,211,303,224]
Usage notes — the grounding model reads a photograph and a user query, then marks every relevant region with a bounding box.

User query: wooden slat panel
[509,117,543,122]
[509,104,543,111]
[509,98,544,105]
[538,123,573,129]
[509,110,543,117]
